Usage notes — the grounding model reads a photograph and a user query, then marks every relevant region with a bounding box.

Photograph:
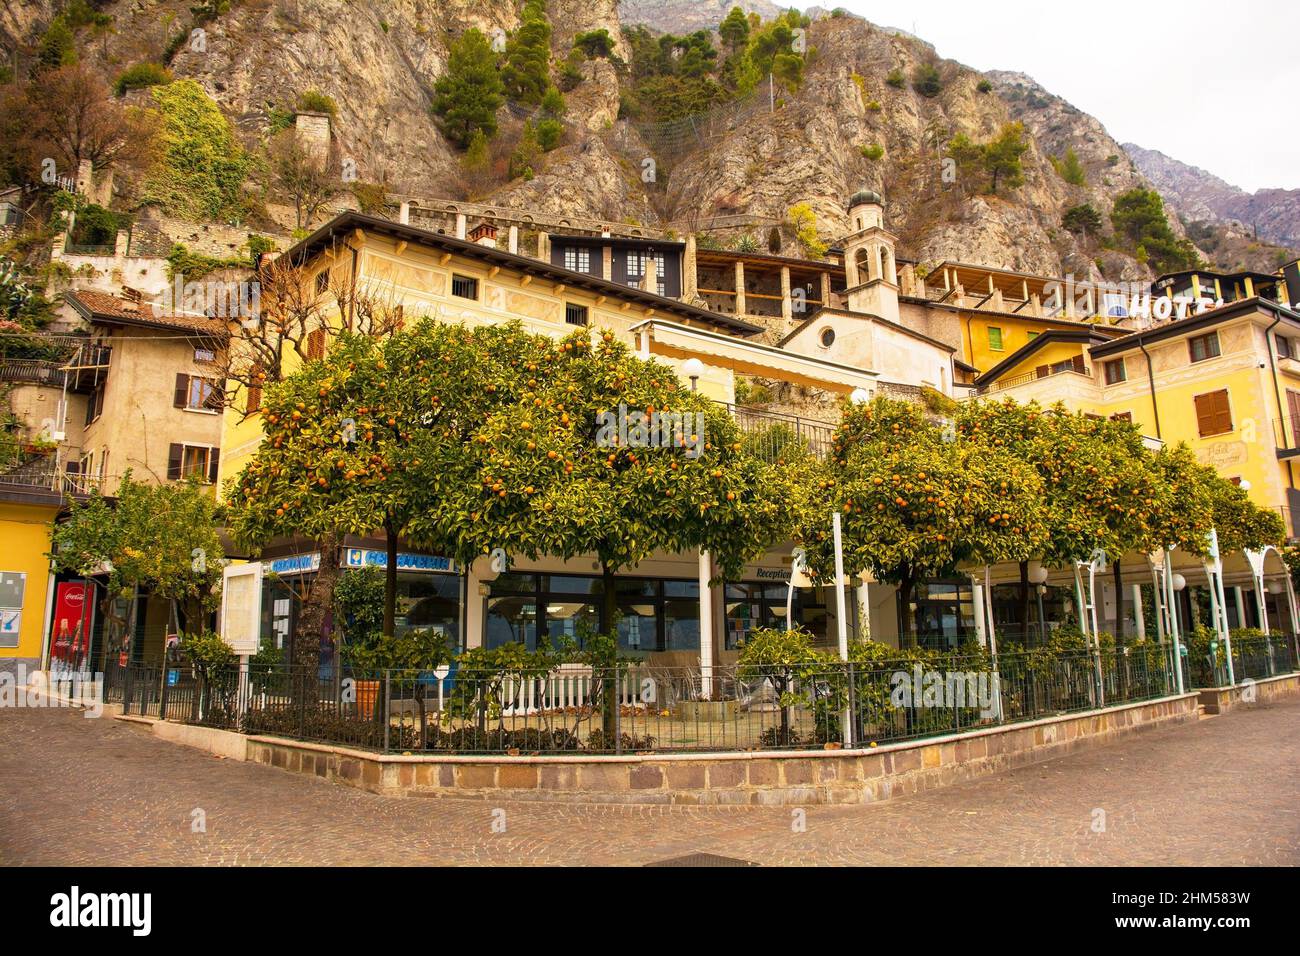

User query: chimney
[399,201,411,225]
[467,221,498,248]
[507,225,519,255]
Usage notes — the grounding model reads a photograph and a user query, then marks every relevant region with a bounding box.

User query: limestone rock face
[16,1,1223,282]
[1125,143,1300,249]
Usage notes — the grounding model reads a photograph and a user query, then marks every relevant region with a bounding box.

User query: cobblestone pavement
[2,700,1297,866]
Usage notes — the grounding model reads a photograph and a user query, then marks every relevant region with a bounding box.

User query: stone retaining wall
[238,693,1201,805]
[1197,673,1300,715]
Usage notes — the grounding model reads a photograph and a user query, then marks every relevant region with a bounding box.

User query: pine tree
[501,0,552,105]
[432,29,506,148]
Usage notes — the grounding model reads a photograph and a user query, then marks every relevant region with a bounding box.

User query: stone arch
[855,247,872,283]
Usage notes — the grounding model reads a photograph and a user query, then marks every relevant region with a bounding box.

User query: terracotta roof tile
[66,289,230,338]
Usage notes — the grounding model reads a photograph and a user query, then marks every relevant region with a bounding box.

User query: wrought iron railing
[717,402,837,463]
[97,641,1225,756]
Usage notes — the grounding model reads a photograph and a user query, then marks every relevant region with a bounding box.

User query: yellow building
[975,296,1300,537]
[0,499,60,676]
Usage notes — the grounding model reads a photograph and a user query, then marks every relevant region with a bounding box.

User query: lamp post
[682,357,704,393]
[1028,560,1049,643]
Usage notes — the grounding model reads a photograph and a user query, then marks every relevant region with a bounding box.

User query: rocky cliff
[1124,143,1300,250]
[8,1,1277,284]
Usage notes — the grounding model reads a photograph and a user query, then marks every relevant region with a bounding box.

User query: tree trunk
[294,531,340,679]
[1018,560,1032,645]
[383,517,399,639]
[600,563,618,743]
[896,567,915,648]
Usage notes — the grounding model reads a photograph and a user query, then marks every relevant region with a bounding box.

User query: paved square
[1,701,1297,865]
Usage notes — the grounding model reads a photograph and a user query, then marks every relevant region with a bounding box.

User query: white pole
[1164,551,1184,694]
[832,512,852,746]
[698,549,713,701]
[983,565,1003,721]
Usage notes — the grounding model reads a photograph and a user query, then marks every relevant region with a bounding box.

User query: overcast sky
[824,0,1300,192]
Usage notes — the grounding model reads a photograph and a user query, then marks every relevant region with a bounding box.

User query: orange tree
[956,400,1172,640]
[800,397,1048,646]
[427,325,802,642]
[225,319,549,662]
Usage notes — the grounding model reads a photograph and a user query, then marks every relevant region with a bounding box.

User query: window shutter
[1195,390,1232,437]
[167,443,183,480]
[207,447,220,484]
[174,373,189,408]
[246,384,262,414]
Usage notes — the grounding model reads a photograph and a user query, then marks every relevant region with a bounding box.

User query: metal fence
[95,636,1290,756]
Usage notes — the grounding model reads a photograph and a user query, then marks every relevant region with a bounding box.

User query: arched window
[879,247,891,284]
[855,247,872,283]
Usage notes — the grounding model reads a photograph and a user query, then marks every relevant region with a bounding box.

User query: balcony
[0,448,102,500]
[0,342,111,394]
[718,402,837,464]
[1274,415,1300,460]
[974,366,1092,396]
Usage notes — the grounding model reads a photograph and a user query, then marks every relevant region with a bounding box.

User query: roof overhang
[631,319,878,393]
[282,212,763,337]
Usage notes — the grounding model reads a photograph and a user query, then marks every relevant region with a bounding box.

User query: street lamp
[849,387,871,405]
[682,357,704,392]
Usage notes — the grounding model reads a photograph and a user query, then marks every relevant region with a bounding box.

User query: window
[988,327,1004,351]
[1103,358,1127,385]
[451,274,478,300]
[314,270,329,295]
[1277,334,1293,359]
[565,303,588,326]
[84,386,104,425]
[563,247,591,273]
[168,443,219,483]
[626,253,643,278]
[1193,389,1233,437]
[1189,331,1221,363]
[0,571,27,649]
[306,328,326,361]
[174,374,222,412]
[820,327,836,348]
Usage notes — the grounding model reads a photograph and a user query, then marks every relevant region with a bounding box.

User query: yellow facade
[0,502,58,669]
[978,302,1300,532]
[219,220,875,495]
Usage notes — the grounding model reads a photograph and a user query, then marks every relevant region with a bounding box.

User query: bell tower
[842,189,900,324]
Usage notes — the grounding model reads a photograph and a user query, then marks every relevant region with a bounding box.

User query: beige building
[62,291,228,494]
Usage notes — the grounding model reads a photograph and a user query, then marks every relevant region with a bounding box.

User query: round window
[820,327,836,348]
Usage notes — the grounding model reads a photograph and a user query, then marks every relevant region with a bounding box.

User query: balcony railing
[718,402,837,463]
[0,342,110,393]
[975,367,1092,396]
[1274,415,1300,458]
[0,450,102,497]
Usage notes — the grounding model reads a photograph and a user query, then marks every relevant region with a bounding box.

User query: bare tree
[10,64,158,181]
[263,129,343,231]
[218,256,406,423]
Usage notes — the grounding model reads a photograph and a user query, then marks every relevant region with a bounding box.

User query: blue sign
[265,553,320,576]
[167,669,180,687]
[343,549,457,574]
